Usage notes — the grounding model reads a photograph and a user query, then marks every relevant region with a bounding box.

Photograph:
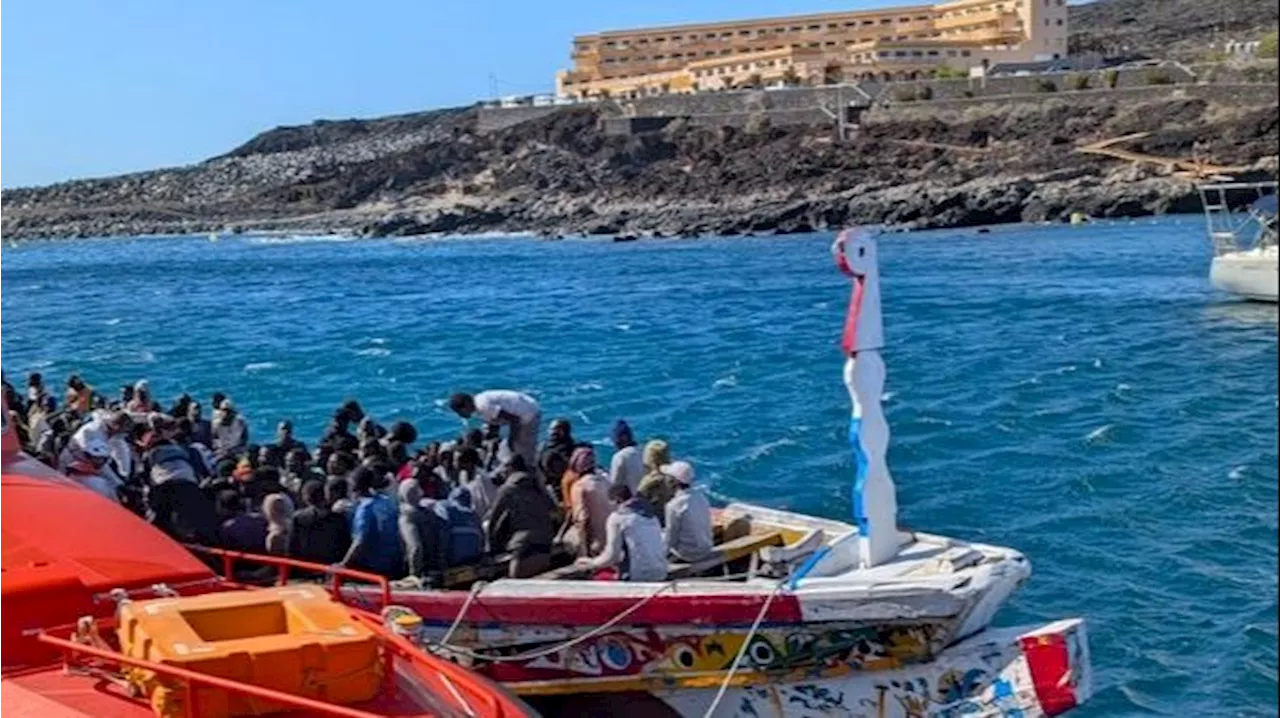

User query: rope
[430,581,677,664]
[441,580,486,648]
[700,579,786,718]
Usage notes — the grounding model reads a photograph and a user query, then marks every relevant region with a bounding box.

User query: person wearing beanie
[636,440,677,523]
[436,486,485,567]
[607,420,644,494]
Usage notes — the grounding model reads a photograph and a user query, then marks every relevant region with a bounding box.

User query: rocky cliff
[1071,0,1278,59]
[3,0,1279,241]
[3,92,1276,240]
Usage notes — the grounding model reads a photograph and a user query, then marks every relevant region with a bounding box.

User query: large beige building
[557,0,1068,98]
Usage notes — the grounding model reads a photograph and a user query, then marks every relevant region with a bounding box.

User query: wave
[243,361,278,373]
[712,374,738,389]
[1083,424,1115,445]
[746,437,797,460]
[355,347,392,357]
[104,318,122,326]
[246,235,358,245]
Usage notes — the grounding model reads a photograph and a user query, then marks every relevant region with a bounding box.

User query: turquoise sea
[2,216,1276,716]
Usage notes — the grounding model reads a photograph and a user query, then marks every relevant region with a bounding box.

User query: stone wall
[867,83,1279,121]
[478,63,1250,133]
[476,105,564,132]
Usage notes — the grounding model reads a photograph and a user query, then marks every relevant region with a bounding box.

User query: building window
[962,49,971,56]
[927,50,939,56]
[863,19,875,25]
[1056,18,1063,25]
[881,18,892,24]
[894,50,906,57]
[947,49,957,56]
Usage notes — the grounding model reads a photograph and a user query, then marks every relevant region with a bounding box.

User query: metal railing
[35,630,391,718]
[183,544,391,609]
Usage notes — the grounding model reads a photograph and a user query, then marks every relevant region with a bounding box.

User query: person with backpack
[436,486,484,568]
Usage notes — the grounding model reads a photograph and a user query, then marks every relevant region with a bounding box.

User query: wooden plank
[668,531,785,580]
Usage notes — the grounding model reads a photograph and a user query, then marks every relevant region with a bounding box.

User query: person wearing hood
[63,435,121,501]
[487,457,560,578]
[126,380,160,415]
[636,440,678,524]
[212,401,249,457]
[263,493,295,555]
[562,446,612,558]
[60,410,132,486]
[608,420,645,494]
[338,466,404,577]
[578,484,668,582]
[397,479,447,586]
[662,461,714,562]
[292,480,351,565]
[143,415,219,546]
[436,486,485,567]
[449,390,542,470]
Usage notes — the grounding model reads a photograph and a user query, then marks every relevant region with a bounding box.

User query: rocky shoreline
[3,92,1277,242]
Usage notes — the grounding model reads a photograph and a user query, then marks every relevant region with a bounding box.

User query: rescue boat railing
[34,630,392,718]
[183,544,391,609]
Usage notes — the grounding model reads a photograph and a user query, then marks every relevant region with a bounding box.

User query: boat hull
[656,618,1090,718]
[1210,250,1279,302]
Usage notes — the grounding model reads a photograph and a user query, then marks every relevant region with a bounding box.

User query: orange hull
[0,413,536,718]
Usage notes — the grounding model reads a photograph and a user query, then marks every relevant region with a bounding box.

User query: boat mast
[832,229,899,568]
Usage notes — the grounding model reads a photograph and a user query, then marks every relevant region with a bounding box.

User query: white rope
[432,581,677,663]
[700,579,786,718]
[440,580,486,648]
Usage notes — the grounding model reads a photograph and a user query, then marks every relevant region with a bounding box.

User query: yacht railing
[1198,180,1277,255]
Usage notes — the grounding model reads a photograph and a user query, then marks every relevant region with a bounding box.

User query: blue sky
[1,0,898,188]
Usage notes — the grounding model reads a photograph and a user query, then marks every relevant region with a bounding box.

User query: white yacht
[1200,180,1278,302]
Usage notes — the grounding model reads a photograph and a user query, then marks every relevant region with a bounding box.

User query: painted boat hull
[657,618,1091,718]
[361,504,1034,698]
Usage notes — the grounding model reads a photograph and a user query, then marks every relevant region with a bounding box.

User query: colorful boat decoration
[352,229,1093,716]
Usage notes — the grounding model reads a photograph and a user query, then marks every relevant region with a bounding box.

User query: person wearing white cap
[662,460,714,563]
[212,399,249,458]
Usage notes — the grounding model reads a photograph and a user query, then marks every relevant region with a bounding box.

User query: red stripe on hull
[1019,632,1079,715]
[385,591,804,627]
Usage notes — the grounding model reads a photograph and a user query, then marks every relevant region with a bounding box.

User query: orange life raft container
[117,585,382,718]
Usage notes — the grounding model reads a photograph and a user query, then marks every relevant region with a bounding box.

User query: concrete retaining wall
[868,83,1279,120]
[476,105,563,132]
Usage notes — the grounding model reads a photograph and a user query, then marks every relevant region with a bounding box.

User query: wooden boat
[0,410,537,718]
[342,230,1093,716]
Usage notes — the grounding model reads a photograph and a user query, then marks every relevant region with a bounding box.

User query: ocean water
[2,217,1276,716]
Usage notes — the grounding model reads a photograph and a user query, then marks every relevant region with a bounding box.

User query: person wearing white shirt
[577,484,668,582]
[662,461,714,563]
[607,419,645,493]
[449,390,542,468]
